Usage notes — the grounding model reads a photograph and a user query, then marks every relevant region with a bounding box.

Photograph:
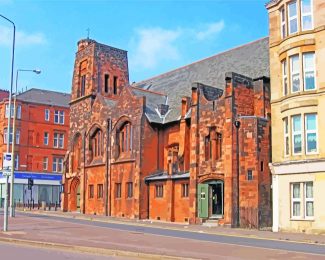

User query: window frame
[280,7,287,38]
[288,1,298,35]
[291,182,301,219]
[305,113,318,154]
[43,157,48,170]
[301,0,313,31]
[282,59,288,95]
[284,117,290,156]
[52,157,63,173]
[247,170,253,181]
[97,184,103,199]
[181,183,189,198]
[155,184,164,198]
[115,183,121,199]
[304,182,314,219]
[302,52,316,91]
[290,54,301,93]
[89,184,94,199]
[126,182,133,198]
[14,153,19,170]
[45,109,50,121]
[292,114,303,155]
[44,132,49,146]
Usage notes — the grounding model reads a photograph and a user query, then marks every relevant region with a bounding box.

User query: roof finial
[86,28,90,39]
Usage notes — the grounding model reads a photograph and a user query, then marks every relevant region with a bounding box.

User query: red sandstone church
[63,37,271,228]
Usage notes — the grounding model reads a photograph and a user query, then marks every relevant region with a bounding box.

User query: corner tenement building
[267,0,325,233]
[0,88,70,206]
[63,37,272,228]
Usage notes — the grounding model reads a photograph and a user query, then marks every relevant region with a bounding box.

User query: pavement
[0,209,324,259]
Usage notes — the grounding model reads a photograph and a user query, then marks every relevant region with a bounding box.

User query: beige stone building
[266,0,325,234]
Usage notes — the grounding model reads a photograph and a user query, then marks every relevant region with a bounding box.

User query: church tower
[71,38,129,101]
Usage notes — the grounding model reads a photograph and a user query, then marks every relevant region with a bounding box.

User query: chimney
[181,97,190,118]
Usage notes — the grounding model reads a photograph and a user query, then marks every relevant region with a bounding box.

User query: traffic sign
[2,170,11,177]
[3,152,12,170]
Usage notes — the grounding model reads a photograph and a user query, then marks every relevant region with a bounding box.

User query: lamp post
[234,119,241,227]
[0,13,15,232]
[9,69,41,218]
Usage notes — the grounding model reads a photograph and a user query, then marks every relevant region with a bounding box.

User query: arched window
[89,128,103,161]
[117,122,132,154]
[72,134,82,172]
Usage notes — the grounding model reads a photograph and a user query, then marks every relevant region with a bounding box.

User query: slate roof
[132,37,270,124]
[130,87,167,124]
[16,88,71,108]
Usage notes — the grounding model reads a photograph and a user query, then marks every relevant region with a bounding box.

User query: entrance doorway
[198,180,224,219]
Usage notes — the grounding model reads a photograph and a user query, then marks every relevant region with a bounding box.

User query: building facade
[63,37,272,228]
[0,88,70,206]
[267,0,325,233]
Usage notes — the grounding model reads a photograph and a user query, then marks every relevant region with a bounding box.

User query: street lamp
[0,13,15,232]
[9,69,41,218]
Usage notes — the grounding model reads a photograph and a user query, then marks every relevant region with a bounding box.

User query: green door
[198,184,209,218]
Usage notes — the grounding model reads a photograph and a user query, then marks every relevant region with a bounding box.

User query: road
[0,211,324,259]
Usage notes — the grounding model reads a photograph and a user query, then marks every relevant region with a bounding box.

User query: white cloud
[0,25,47,47]
[195,21,225,41]
[130,27,181,70]
[129,20,225,70]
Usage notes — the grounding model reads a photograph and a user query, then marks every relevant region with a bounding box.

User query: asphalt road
[0,211,324,259]
[23,212,325,256]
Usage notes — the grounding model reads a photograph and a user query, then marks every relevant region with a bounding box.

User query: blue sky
[0,0,268,94]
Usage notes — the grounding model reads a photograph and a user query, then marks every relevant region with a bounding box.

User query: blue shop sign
[0,171,62,181]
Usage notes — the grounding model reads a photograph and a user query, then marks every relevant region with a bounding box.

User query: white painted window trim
[53,133,59,148]
[302,52,316,91]
[292,114,303,155]
[280,7,287,38]
[301,0,314,31]
[45,109,50,121]
[282,60,288,95]
[304,182,314,219]
[290,54,300,93]
[291,182,301,219]
[284,117,289,156]
[305,113,318,155]
[59,133,64,149]
[288,1,298,35]
[43,157,48,170]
